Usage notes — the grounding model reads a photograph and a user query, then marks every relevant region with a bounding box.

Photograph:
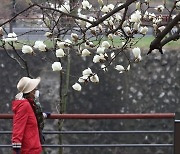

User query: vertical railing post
[174,113,180,154]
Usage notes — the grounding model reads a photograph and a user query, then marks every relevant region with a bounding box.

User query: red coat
[12,99,42,154]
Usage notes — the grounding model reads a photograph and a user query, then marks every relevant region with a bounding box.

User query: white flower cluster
[92,41,110,63]
[3,32,17,42]
[20,40,47,54]
[52,62,62,71]
[72,67,99,91]
[115,64,130,73]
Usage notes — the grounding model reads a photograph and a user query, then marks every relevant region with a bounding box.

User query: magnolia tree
[0,0,179,153]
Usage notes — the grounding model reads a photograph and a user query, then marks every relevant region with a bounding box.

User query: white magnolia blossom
[133,22,140,31]
[65,39,72,44]
[144,11,149,19]
[107,4,114,11]
[71,33,79,42]
[103,20,108,26]
[88,16,96,22]
[122,20,129,27]
[118,3,125,13]
[44,32,52,37]
[59,3,70,13]
[3,32,17,42]
[86,21,92,28]
[102,15,114,26]
[155,5,164,12]
[57,41,66,48]
[85,41,94,48]
[145,0,150,3]
[108,34,113,40]
[153,16,162,24]
[90,27,97,34]
[78,77,85,83]
[148,13,156,20]
[136,2,140,10]
[136,55,142,62]
[98,24,103,31]
[98,0,104,6]
[101,5,109,13]
[97,46,105,54]
[122,42,125,46]
[90,74,99,83]
[56,49,65,57]
[52,62,62,71]
[49,2,55,9]
[144,11,156,21]
[106,20,114,26]
[77,13,87,26]
[111,52,116,59]
[82,0,92,9]
[140,26,148,35]
[124,26,132,34]
[0,27,2,37]
[78,75,89,83]
[101,41,110,49]
[72,83,82,91]
[81,49,91,56]
[115,13,122,21]
[115,65,125,73]
[153,24,158,30]
[129,10,141,23]
[132,47,141,60]
[22,45,33,54]
[127,64,130,71]
[101,64,108,72]
[176,1,180,7]
[172,15,177,19]
[34,41,46,51]
[108,18,114,26]
[93,54,106,63]
[8,32,17,38]
[158,26,165,32]
[82,68,93,76]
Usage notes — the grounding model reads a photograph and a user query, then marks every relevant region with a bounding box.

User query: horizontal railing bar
[0,130,174,134]
[43,130,174,134]
[0,131,11,134]
[0,144,173,148]
[43,144,174,147]
[0,113,175,119]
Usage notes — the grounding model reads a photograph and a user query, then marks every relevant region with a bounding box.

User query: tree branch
[161,29,180,46]
[107,6,128,38]
[147,13,180,54]
[85,0,137,31]
[0,4,36,27]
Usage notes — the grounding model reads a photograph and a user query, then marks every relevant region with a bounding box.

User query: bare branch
[147,13,180,55]
[85,0,137,31]
[0,4,36,27]
[161,29,180,46]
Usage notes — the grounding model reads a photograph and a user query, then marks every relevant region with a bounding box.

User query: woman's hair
[23,93,30,99]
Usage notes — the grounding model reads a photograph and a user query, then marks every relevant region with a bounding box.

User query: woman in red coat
[12,77,42,154]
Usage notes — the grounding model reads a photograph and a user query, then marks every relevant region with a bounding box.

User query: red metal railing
[0,113,179,154]
[0,113,175,119]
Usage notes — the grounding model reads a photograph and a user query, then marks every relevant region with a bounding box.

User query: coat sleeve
[12,101,29,148]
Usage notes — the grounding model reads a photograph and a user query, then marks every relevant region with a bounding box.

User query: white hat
[17,77,41,94]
